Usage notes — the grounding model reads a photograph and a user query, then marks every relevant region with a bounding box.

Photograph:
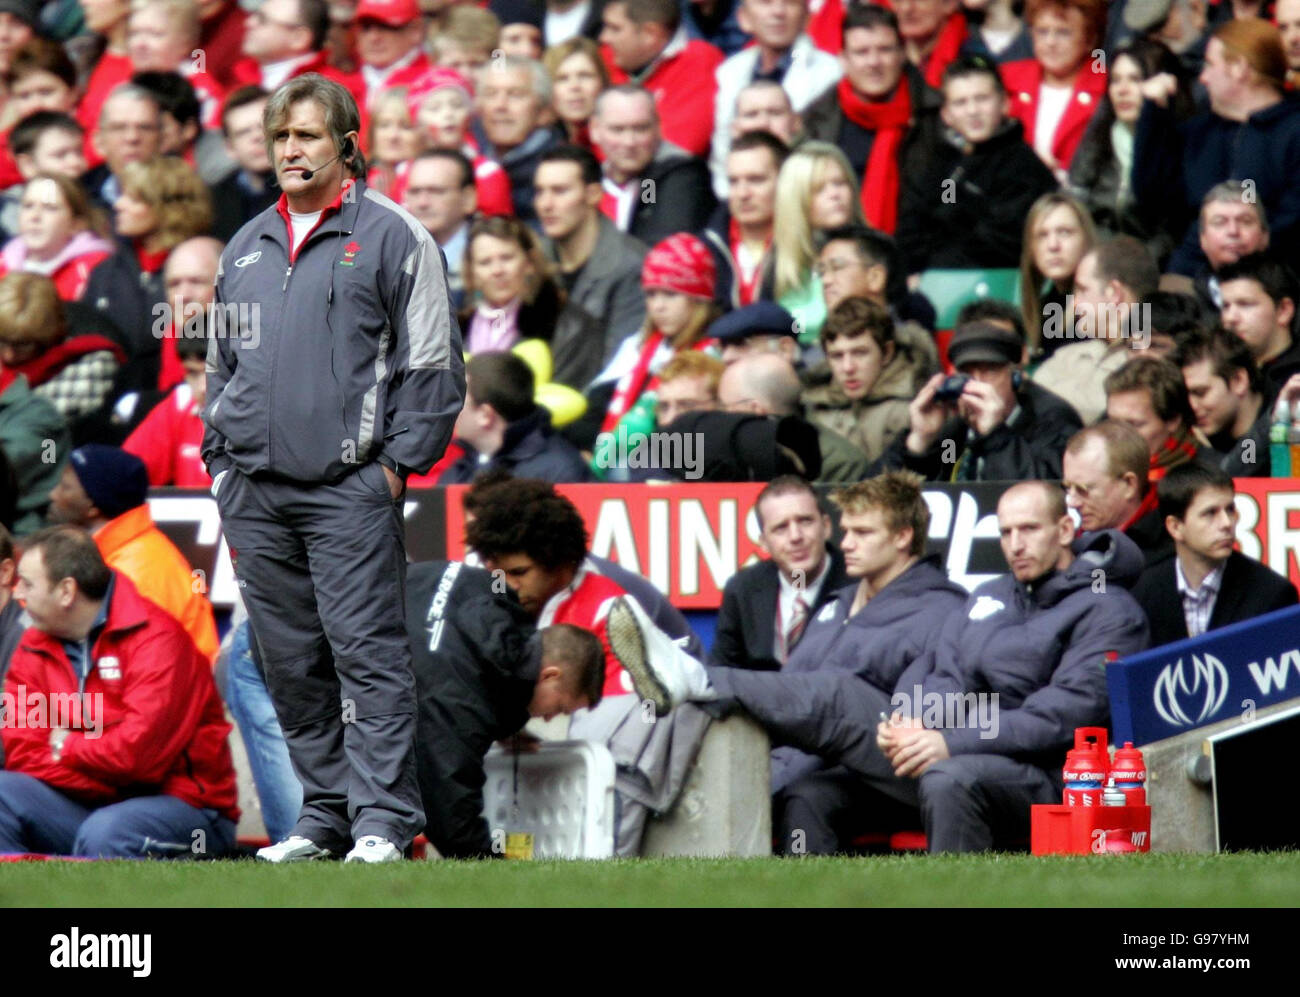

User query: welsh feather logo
[341,241,361,266]
[1152,654,1230,727]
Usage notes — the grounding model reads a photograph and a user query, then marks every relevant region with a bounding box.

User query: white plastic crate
[482,741,616,859]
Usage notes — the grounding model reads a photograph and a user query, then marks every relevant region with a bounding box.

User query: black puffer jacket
[896,118,1058,273]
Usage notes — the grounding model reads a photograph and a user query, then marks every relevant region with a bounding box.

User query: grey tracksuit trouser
[708,667,1058,853]
[216,464,424,850]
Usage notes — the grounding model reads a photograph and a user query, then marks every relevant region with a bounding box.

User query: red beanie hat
[641,233,716,300]
[406,67,474,121]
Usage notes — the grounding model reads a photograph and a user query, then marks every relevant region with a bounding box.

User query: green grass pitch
[1,852,1296,907]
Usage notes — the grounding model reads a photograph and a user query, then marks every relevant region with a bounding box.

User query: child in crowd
[400,68,513,215]
[587,233,722,461]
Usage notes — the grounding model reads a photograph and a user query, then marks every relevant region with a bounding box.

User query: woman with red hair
[1000,0,1107,177]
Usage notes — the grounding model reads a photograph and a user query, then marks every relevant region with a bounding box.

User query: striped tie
[782,595,810,664]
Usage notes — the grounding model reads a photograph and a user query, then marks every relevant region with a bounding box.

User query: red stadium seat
[935,330,955,374]
[889,831,928,851]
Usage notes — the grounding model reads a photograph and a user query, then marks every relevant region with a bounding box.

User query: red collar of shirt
[275,178,355,261]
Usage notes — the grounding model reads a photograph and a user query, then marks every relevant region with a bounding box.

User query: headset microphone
[298,139,353,181]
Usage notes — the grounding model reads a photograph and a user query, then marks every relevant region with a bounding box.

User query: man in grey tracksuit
[202,75,465,860]
[700,482,1150,852]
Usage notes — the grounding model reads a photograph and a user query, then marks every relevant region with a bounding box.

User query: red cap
[355,0,420,27]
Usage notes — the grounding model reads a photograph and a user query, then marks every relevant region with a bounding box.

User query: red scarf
[600,332,716,435]
[0,334,126,393]
[921,13,968,89]
[1121,486,1159,533]
[601,331,668,435]
[728,217,771,305]
[837,77,911,234]
[1149,427,1200,482]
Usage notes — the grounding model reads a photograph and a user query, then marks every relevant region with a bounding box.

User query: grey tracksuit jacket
[202,182,466,483]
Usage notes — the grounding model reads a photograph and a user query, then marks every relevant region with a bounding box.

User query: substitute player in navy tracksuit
[699,482,1150,852]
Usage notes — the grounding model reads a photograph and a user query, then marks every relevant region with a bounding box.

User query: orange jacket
[93,506,219,663]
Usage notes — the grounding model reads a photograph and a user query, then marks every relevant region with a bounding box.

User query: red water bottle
[1111,742,1147,806]
[1062,727,1109,806]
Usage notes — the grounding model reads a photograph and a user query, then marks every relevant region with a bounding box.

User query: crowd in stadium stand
[2,0,1300,860]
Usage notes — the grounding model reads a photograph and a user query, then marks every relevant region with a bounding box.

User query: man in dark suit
[590,85,716,247]
[711,475,847,671]
[1133,463,1298,647]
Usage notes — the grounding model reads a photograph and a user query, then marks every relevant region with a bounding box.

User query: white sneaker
[344,835,402,863]
[256,835,334,863]
[601,595,713,717]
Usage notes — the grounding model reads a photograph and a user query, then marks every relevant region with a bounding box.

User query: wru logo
[1152,654,1230,727]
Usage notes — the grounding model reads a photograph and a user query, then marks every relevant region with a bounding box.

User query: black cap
[708,302,799,345]
[0,0,40,30]
[488,0,544,30]
[947,320,1024,369]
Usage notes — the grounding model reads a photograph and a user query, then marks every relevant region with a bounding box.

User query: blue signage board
[1107,604,1300,745]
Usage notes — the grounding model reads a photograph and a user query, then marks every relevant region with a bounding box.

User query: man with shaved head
[718,354,869,482]
[625,477,1150,852]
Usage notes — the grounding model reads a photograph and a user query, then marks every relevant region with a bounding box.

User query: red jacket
[807,0,846,54]
[180,67,227,130]
[1001,58,1107,171]
[123,382,210,487]
[77,51,136,170]
[230,51,367,110]
[199,0,249,89]
[604,32,723,158]
[364,51,433,108]
[0,132,20,191]
[1,573,240,821]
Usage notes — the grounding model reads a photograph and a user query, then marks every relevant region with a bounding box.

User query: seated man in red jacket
[0,526,239,858]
